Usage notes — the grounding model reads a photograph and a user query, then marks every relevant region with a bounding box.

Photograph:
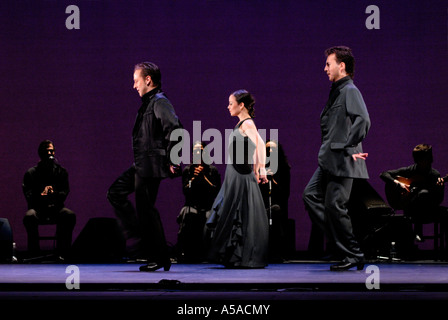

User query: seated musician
[380,144,445,241]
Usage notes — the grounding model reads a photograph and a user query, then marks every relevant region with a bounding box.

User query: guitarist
[381,144,445,242]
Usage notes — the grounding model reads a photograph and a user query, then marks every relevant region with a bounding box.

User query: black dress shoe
[139,260,171,272]
[330,261,364,271]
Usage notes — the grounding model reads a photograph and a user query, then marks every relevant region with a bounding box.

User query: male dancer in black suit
[303,46,371,271]
[107,62,182,272]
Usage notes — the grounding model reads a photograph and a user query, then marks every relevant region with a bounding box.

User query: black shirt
[182,164,221,211]
[22,161,70,211]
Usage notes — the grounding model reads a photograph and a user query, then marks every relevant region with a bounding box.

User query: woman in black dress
[206,89,269,268]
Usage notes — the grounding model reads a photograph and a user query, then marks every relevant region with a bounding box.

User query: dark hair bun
[232,89,256,117]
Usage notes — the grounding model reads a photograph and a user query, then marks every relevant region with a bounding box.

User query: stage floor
[1,261,448,316]
[1,261,448,297]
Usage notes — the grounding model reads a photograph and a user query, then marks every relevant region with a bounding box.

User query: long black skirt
[206,164,269,268]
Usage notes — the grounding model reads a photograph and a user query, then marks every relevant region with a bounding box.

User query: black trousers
[107,165,168,262]
[405,189,443,236]
[303,167,364,263]
[23,207,76,255]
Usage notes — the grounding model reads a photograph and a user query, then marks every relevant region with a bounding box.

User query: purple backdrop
[1,0,446,252]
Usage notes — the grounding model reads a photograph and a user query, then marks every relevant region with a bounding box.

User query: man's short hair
[325,46,355,78]
[38,139,54,160]
[134,62,162,87]
[412,143,433,163]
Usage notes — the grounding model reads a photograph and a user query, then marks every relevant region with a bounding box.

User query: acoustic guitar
[385,174,447,210]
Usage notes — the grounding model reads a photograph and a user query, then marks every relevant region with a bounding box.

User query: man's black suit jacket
[132,88,182,178]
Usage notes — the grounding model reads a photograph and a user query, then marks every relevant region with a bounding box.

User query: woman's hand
[257,168,268,184]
